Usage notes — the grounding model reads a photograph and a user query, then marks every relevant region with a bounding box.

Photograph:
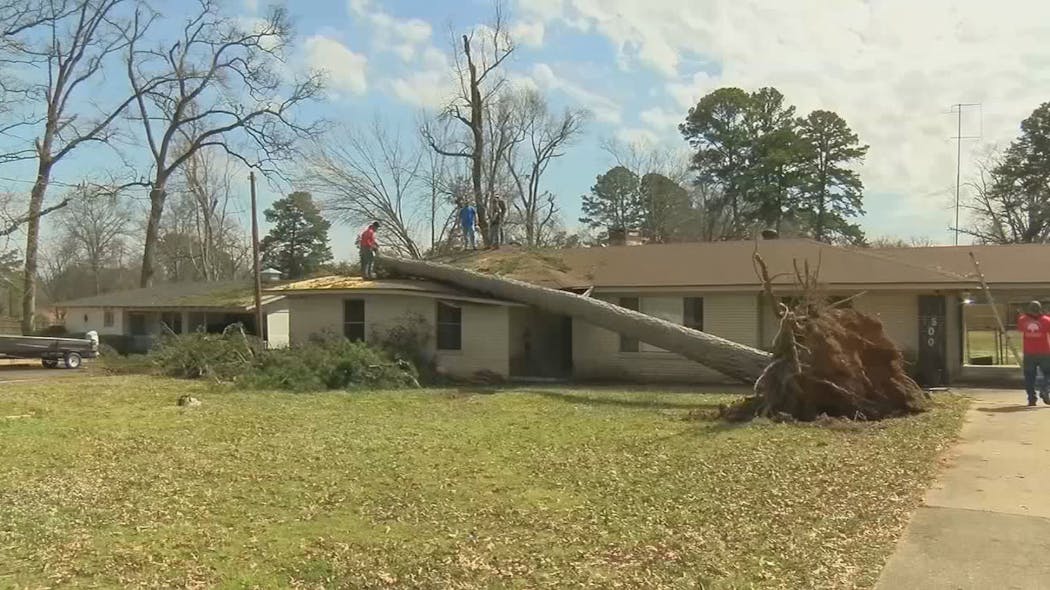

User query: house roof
[444,239,981,290]
[870,244,1050,285]
[57,281,262,309]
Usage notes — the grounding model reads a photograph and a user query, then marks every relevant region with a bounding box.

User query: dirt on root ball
[726,308,928,422]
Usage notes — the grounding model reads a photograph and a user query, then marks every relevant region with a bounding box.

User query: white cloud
[524,0,1050,234]
[304,35,368,97]
[389,47,457,108]
[511,21,546,47]
[348,0,433,62]
[616,127,660,146]
[244,0,258,13]
[528,63,622,124]
[639,107,681,132]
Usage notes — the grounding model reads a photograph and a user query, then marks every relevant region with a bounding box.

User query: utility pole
[249,170,264,344]
[950,103,982,245]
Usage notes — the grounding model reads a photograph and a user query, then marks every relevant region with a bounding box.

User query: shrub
[241,338,419,392]
[150,325,259,380]
[144,327,418,392]
[369,313,434,379]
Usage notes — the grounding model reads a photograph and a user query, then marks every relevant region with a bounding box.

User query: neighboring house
[56,239,1050,385]
[58,281,289,353]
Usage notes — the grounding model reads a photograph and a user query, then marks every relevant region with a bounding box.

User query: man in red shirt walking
[1017,300,1050,406]
[358,221,380,280]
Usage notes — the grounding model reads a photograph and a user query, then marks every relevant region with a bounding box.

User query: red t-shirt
[359,227,377,249]
[1017,314,1050,355]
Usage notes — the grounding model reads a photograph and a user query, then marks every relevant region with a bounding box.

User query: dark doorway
[510,308,573,379]
[918,295,948,387]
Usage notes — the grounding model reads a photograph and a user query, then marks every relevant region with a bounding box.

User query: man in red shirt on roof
[358,221,380,280]
[1017,300,1050,406]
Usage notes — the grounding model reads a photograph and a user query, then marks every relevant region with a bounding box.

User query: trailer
[0,331,99,369]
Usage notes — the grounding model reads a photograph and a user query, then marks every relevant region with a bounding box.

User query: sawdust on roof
[436,248,593,288]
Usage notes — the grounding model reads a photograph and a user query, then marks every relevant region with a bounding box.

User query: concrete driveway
[877,388,1050,589]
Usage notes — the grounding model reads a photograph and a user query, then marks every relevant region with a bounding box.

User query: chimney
[761,229,779,240]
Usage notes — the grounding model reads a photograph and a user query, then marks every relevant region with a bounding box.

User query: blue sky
[5,0,1050,260]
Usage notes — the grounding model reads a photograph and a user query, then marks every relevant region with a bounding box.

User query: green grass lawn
[0,377,968,589]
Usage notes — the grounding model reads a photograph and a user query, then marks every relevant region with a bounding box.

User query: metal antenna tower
[950,103,982,245]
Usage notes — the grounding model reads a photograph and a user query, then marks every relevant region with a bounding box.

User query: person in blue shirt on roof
[459,201,478,250]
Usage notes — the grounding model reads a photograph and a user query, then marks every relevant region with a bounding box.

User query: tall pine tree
[797,110,868,244]
[261,192,332,280]
[639,173,691,243]
[579,166,644,237]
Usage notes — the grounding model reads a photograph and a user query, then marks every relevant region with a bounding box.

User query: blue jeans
[463,227,476,249]
[1023,355,1050,402]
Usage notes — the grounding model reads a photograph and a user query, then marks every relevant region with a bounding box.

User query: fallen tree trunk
[382,256,771,384]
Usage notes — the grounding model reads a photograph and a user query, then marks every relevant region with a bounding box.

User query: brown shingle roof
[870,244,1050,285]
[451,240,978,290]
[557,239,971,289]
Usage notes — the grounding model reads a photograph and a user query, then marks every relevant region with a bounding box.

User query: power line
[950,102,982,246]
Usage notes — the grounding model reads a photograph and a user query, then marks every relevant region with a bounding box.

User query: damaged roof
[267,275,522,305]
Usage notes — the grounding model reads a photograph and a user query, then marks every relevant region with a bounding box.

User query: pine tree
[796,110,868,244]
[260,192,332,280]
[579,166,644,237]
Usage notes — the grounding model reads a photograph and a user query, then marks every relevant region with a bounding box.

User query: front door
[917,295,948,387]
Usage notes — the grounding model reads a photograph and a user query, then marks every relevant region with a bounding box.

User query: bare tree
[11,0,152,333]
[503,89,586,246]
[420,118,458,250]
[168,147,249,280]
[866,235,937,248]
[600,138,693,185]
[303,122,428,259]
[960,155,1050,244]
[125,0,324,287]
[422,2,514,246]
[0,0,72,125]
[53,184,131,294]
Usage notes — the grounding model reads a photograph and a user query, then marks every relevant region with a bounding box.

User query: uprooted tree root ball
[724,253,929,422]
[723,307,928,422]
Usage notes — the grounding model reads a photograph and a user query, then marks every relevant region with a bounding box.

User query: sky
[5,0,1050,260]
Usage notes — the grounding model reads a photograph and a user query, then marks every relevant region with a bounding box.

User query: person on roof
[1017,300,1050,406]
[459,202,478,250]
[358,221,380,280]
[490,196,507,249]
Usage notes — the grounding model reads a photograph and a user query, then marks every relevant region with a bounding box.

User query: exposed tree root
[724,254,928,422]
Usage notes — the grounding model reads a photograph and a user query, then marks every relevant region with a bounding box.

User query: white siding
[571,293,760,384]
[286,294,510,378]
[63,307,124,336]
[853,293,919,353]
[265,299,290,348]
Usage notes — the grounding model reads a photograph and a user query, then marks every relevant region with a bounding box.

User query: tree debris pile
[724,256,928,422]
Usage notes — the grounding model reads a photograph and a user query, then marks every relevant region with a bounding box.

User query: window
[343,300,365,342]
[436,301,462,351]
[618,297,639,352]
[684,297,704,331]
[160,312,183,334]
[103,309,114,328]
